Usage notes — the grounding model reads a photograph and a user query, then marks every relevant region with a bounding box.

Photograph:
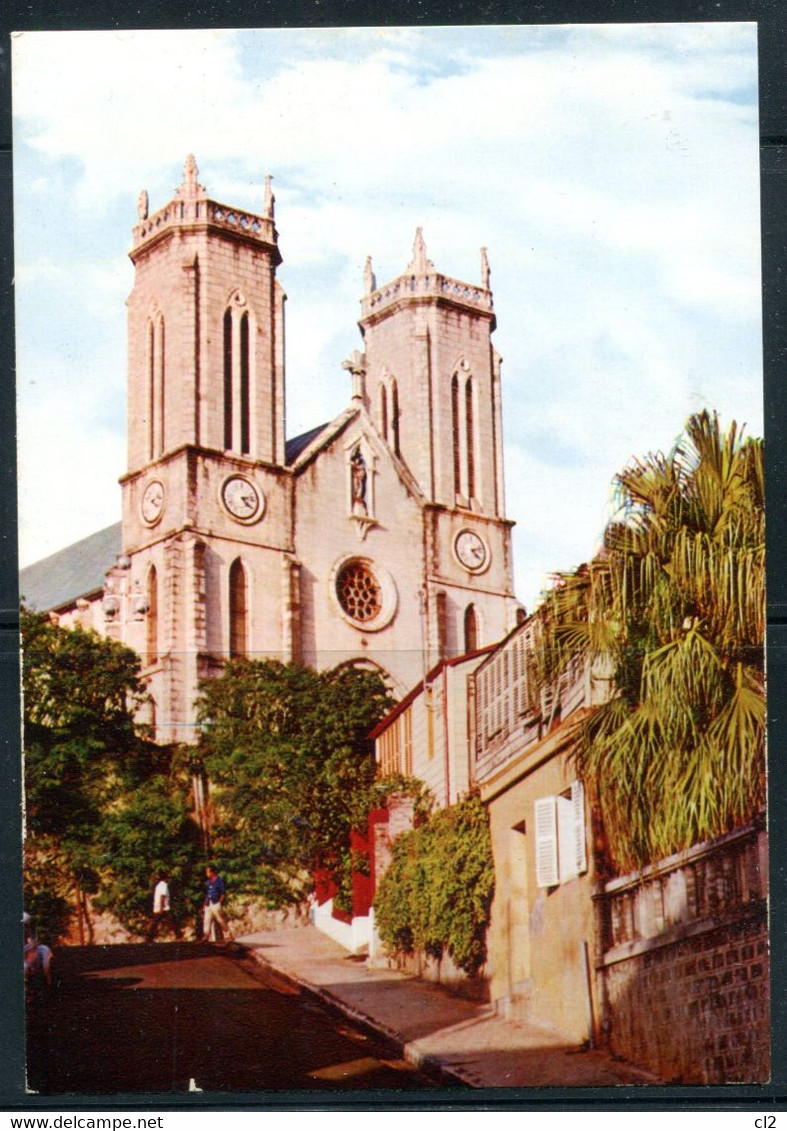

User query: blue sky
[12,24,763,610]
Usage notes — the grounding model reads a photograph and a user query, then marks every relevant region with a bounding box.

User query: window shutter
[572,779,587,875]
[516,637,528,716]
[535,797,559,888]
[557,780,588,881]
[557,793,574,882]
[540,685,554,721]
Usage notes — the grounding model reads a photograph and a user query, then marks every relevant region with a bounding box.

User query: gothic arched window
[464,603,478,653]
[380,384,388,442]
[223,308,233,450]
[224,302,252,453]
[159,318,166,456]
[391,378,400,457]
[451,375,461,496]
[229,558,248,658]
[436,590,448,659]
[146,564,158,665]
[240,312,250,455]
[465,377,475,500]
[148,315,165,459]
[148,320,155,460]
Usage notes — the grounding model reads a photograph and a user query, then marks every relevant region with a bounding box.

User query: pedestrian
[203,865,231,943]
[146,872,182,942]
[23,911,53,1003]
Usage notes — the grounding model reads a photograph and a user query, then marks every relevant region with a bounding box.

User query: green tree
[539,411,765,872]
[22,609,151,940]
[196,659,393,906]
[374,793,494,975]
[93,769,205,935]
[22,610,202,940]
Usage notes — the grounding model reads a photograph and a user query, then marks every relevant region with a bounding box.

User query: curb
[241,944,477,1089]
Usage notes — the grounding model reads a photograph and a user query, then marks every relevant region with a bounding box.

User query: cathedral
[20,156,521,743]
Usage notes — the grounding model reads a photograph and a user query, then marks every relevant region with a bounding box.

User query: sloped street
[25,942,442,1095]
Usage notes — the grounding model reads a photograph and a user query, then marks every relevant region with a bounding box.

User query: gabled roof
[289,405,426,504]
[19,522,122,613]
[285,422,330,465]
[288,407,359,470]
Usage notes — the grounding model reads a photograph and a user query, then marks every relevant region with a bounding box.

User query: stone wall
[597,822,770,1083]
[385,945,489,1000]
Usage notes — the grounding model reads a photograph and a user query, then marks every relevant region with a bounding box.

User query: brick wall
[598,824,770,1083]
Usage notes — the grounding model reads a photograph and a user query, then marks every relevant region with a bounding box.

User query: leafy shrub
[374,793,494,975]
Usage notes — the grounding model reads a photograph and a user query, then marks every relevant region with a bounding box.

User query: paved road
[26,943,446,1094]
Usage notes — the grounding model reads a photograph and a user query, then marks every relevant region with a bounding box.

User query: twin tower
[114,156,519,741]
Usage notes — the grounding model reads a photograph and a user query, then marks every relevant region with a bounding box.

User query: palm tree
[540,410,765,873]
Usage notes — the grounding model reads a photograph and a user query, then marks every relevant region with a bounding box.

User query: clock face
[141,480,165,525]
[222,476,262,522]
[455,529,488,571]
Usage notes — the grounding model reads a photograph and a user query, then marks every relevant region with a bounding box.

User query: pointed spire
[407,227,434,275]
[177,154,205,198]
[183,154,198,192]
[263,174,275,219]
[364,255,376,294]
[480,246,491,289]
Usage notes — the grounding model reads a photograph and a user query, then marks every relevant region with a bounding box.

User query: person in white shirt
[145,872,182,942]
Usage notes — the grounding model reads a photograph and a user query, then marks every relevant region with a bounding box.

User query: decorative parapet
[131,155,278,255]
[132,197,278,252]
[597,820,768,964]
[361,270,493,320]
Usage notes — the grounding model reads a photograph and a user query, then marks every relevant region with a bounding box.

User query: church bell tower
[359,229,505,521]
[117,156,291,741]
[357,230,516,666]
[125,154,285,471]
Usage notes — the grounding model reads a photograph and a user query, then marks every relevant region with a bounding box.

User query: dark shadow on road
[26,944,443,1094]
[50,941,232,976]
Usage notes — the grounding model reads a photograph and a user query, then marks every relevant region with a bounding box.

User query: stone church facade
[21,156,521,743]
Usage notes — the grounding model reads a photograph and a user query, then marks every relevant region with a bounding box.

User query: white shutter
[557,793,576,882]
[556,782,587,877]
[557,780,588,881]
[518,638,530,716]
[540,685,554,720]
[572,779,588,876]
[534,797,559,888]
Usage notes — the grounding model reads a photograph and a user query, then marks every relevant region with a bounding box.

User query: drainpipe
[582,939,595,1048]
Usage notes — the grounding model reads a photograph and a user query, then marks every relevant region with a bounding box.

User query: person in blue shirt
[203,865,231,942]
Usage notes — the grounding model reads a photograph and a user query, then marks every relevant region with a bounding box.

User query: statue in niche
[350,448,368,515]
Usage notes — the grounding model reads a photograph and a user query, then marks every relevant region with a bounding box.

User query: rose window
[336,560,382,624]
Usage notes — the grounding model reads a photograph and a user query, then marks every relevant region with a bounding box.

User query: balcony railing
[597,821,767,962]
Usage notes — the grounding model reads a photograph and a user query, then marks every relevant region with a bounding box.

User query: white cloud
[12,25,763,609]
[17,380,124,566]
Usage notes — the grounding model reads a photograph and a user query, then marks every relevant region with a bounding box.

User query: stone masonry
[28,156,523,742]
[597,823,770,1083]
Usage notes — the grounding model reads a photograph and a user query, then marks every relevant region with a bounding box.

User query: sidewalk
[236,924,659,1089]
